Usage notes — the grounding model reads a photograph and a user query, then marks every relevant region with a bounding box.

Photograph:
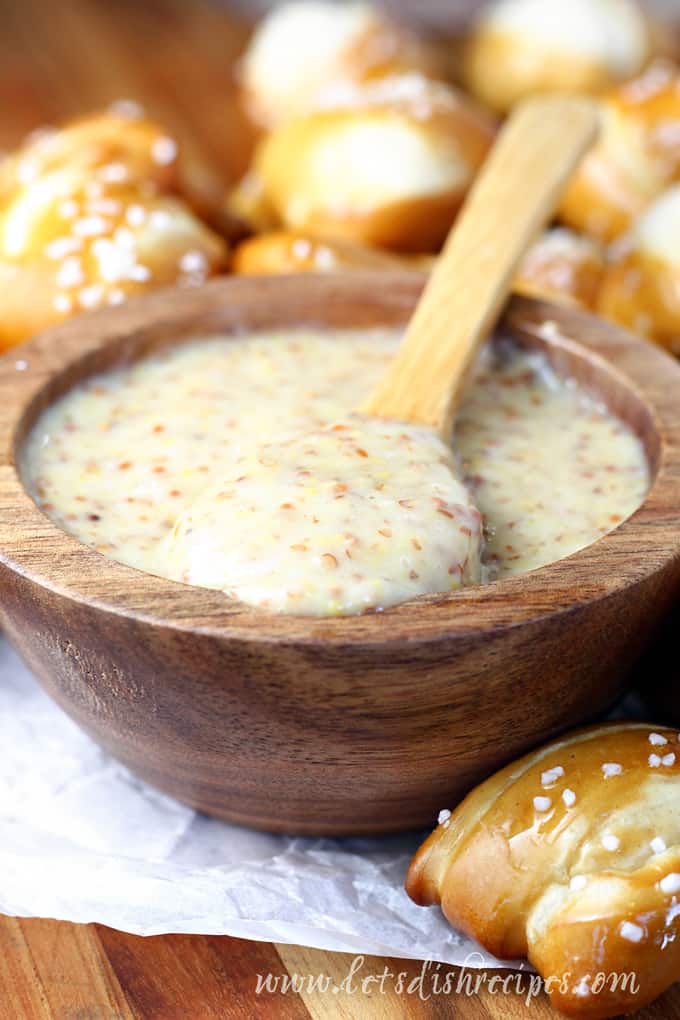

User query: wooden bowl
[1,273,680,835]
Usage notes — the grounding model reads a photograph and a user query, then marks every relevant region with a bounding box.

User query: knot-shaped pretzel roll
[515,228,605,310]
[464,0,650,115]
[407,723,680,1019]
[0,112,227,350]
[559,60,680,242]
[598,183,680,353]
[240,1,444,128]
[247,75,496,252]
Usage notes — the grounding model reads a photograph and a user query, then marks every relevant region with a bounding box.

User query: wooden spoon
[361,95,599,438]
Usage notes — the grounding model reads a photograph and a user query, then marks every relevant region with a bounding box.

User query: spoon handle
[361,95,599,437]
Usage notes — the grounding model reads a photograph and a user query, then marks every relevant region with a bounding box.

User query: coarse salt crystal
[438,808,451,825]
[651,837,667,855]
[601,834,620,851]
[126,204,146,227]
[53,293,72,313]
[72,215,109,238]
[58,199,79,219]
[151,136,177,165]
[660,873,680,895]
[619,921,645,943]
[541,766,564,787]
[292,238,312,259]
[87,197,121,217]
[78,285,104,309]
[562,788,576,807]
[662,753,676,767]
[99,162,128,183]
[149,209,172,230]
[114,227,135,249]
[109,98,144,119]
[180,250,208,274]
[56,257,84,289]
[45,237,81,260]
[602,762,622,778]
[533,796,552,813]
[128,264,151,283]
[650,733,669,746]
[649,754,662,768]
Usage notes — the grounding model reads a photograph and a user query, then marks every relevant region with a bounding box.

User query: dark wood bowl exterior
[1,273,680,834]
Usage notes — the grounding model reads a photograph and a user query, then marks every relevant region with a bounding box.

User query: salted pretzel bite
[249,74,496,252]
[0,109,228,349]
[0,187,225,351]
[559,61,680,243]
[463,0,650,115]
[515,228,605,310]
[0,112,181,205]
[407,722,680,1019]
[597,183,680,353]
[240,1,444,128]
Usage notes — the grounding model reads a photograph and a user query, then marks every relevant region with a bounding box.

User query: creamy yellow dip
[22,328,649,615]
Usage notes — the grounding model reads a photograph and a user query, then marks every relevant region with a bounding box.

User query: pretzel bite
[250,75,496,252]
[0,177,226,351]
[407,722,680,1019]
[0,111,227,350]
[597,184,680,353]
[240,1,443,128]
[463,0,650,115]
[0,108,226,227]
[231,230,434,274]
[559,61,680,243]
[0,112,181,205]
[515,228,605,310]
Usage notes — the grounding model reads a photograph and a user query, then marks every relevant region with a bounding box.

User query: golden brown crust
[462,0,651,116]
[407,722,680,1019]
[241,5,445,128]
[250,77,496,252]
[0,112,227,351]
[464,30,622,115]
[231,230,434,274]
[598,246,680,353]
[514,229,605,310]
[559,61,680,242]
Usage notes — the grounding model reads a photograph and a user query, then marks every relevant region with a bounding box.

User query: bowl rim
[1,271,679,646]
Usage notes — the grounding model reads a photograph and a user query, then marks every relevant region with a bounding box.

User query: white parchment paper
[0,637,516,966]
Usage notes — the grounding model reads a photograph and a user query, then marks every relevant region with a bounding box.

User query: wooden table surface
[1,1,679,1017]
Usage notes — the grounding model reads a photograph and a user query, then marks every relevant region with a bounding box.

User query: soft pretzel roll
[0,179,226,351]
[407,723,680,1019]
[0,112,181,206]
[252,75,496,252]
[515,228,605,310]
[597,184,680,353]
[463,0,650,115]
[0,109,226,227]
[231,230,435,274]
[559,61,680,243]
[240,1,443,128]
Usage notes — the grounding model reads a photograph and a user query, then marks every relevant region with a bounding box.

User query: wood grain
[4,917,679,1020]
[0,2,679,1018]
[362,96,598,436]
[0,276,679,835]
